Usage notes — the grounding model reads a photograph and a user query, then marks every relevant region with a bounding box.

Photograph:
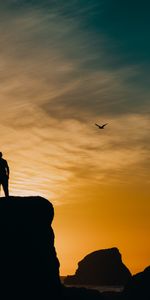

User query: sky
[0,0,150,275]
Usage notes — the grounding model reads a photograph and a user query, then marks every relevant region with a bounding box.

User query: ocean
[61,278,124,293]
[66,285,124,293]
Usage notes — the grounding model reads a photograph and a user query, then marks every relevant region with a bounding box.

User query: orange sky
[3,145,149,275]
[0,0,150,276]
[53,182,150,275]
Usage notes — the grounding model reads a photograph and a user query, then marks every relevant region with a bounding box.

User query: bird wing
[103,123,108,127]
[95,123,100,128]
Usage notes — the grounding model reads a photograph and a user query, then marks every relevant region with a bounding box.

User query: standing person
[0,152,9,197]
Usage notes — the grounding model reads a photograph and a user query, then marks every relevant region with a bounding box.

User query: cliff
[0,196,105,300]
[64,247,131,286]
[123,266,150,299]
[0,196,61,299]
[0,196,147,300]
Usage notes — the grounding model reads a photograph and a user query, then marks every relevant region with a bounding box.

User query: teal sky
[1,0,149,116]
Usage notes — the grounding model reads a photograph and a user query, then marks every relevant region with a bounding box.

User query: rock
[0,196,106,300]
[2,196,146,300]
[62,285,104,300]
[64,248,131,286]
[0,196,61,299]
[123,266,150,300]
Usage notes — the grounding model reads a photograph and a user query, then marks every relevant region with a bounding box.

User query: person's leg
[2,178,9,197]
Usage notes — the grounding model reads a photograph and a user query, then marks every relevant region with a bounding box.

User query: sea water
[61,277,124,293]
[73,285,124,293]
[63,284,124,293]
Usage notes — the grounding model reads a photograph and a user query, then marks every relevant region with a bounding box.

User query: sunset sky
[0,0,150,276]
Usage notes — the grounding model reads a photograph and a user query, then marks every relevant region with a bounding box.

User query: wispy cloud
[0,1,149,203]
[2,112,149,204]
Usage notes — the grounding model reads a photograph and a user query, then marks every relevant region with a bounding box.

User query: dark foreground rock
[64,248,131,286]
[0,196,106,300]
[122,266,150,300]
[62,286,104,300]
[0,196,61,299]
[0,196,148,300]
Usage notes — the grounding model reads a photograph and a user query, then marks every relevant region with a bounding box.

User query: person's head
[0,152,3,158]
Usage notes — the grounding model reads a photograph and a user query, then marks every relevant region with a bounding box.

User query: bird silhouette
[95,123,108,129]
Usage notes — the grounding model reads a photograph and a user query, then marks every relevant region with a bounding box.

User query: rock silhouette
[64,248,131,286]
[62,286,103,300]
[123,266,150,300]
[0,196,105,300]
[0,196,147,300]
[0,196,61,299]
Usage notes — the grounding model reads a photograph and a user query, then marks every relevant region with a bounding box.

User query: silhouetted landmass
[62,286,104,300]
[0,196,149,300]
[64,248,131,286]
[0,196,61,299]
[122,266,150,300]
[0,196,105,300]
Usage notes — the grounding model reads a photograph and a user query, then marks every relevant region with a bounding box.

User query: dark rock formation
[62,286,104,300]
[1,196,146,300]
[0,196,61,299]
[0,196,107,300]
[64,248,131,286]
[123,266,150,300]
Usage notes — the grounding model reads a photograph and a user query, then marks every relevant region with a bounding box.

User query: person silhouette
[0,152,9,197]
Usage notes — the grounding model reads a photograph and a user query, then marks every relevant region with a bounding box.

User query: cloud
[2,112,148,204]
[0,1,149,203]
[0,2,149,129]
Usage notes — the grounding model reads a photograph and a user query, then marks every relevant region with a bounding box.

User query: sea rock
[0,196,61,299]
[123,266,150,300]
[64,247,131,286]
[62,285,104,300]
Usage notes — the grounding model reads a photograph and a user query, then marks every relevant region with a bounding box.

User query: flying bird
[95,123,108,129]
